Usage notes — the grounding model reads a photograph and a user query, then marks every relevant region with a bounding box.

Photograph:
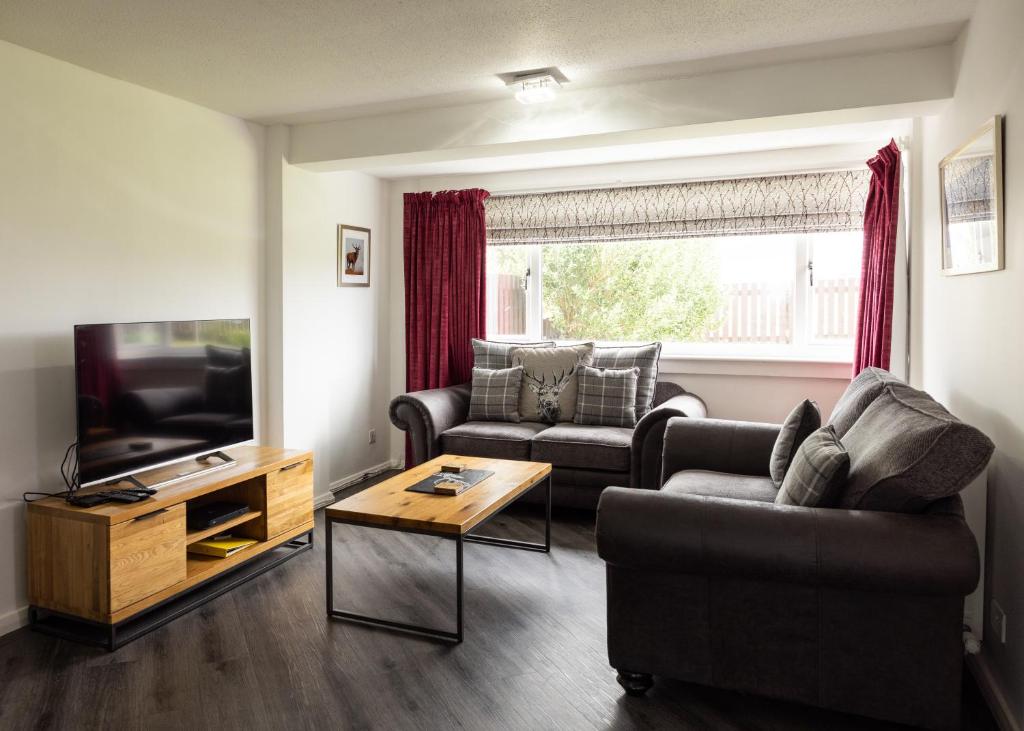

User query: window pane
[809,231,862,343]
[486,247,529,337]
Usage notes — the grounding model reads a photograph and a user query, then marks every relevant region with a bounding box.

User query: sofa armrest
[388,383,472,466]
[660,416,779,483]
[630,392,708,490]
[596,487,979,596]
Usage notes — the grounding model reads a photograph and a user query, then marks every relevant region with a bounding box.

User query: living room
[0,0,1021,729]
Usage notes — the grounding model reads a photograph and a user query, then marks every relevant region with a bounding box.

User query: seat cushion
[662,469,779,503]
[839,382,994,513]
[827,366,903,438]
[530,423,633,471]
[440,421,551,460]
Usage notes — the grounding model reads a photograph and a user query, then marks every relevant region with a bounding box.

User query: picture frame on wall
[337,224,371,287]
[939,115,1004,276]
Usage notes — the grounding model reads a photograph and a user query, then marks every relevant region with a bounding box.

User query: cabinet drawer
[109,504,186,612]
[266,460,313,538]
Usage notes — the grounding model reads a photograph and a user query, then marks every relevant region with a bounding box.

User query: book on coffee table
[405,469,494,496]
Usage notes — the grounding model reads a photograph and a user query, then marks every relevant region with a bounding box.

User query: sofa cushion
[472,339,554,370]
[776,425,849,507]
[662,470,778,503]
[510,342,594,423]
[468,366,523,422]
[838,382,995,513]
[827,366,903,438]
[573,365,639,428]
[769,399,821,487]
[593,342,662,419]
[531,423,633,471]
[440,421,551,461]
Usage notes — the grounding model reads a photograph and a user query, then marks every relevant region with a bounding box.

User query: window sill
[658,353,852,380]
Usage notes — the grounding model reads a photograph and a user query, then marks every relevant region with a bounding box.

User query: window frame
[487,232,859,364]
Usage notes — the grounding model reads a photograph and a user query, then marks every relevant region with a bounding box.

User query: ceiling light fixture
[514,75,559,104]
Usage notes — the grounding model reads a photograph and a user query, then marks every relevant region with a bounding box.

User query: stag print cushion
[472,339,555,370]
[468,366,524,422]
[573,365,640,428]
[592,342,662,419]
[509,343,595,424]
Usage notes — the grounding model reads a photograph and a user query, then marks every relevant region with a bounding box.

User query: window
[486,231,862,360]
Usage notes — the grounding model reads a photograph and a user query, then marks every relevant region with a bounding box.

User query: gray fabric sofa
[597,368,993,730]
[389,380,707,509]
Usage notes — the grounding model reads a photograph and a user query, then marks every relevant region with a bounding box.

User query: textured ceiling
[0,0,975,122]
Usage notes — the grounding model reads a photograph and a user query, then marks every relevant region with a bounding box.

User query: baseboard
[0,605,30,638]
[313,459,401,509]
[968,651,1022,731]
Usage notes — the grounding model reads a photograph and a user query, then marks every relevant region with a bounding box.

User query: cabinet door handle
[133,508,168,522]
[280,462,303,472]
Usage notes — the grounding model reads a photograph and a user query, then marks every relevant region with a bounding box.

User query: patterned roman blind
[485,169,870,245]
[942,155,994,224]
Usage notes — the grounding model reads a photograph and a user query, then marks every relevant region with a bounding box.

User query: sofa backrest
[838,381,994,513]
[827,366,904,438]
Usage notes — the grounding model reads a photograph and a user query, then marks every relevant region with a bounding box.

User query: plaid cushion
[769,399,822,487]
[592,343,661,419]
[472,339,555,370]
[573,365,640,428]
[775,425,850,507]
[468,366,524,422]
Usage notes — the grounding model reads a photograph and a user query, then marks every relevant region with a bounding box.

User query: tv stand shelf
[26,446,314,650]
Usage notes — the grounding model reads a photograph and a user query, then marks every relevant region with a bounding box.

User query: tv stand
[27,446,313,650]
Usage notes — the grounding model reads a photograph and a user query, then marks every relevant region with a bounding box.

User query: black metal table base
[326,473,552,643]
[30,531,313,651]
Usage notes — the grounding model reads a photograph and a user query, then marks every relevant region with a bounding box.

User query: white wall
[265,136,394,503]
[0,41,264,634]
[915,0,1024,726]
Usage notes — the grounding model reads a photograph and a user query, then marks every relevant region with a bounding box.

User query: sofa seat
[440,421,550,460]
[531,424,634,472]
[662,469,778,503]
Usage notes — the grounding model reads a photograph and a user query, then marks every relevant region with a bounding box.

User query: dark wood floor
[0,472,998,730]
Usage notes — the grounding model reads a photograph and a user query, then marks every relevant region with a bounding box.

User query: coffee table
[325,455,552,643]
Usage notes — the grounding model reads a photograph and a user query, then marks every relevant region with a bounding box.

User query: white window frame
[488,234,857,364]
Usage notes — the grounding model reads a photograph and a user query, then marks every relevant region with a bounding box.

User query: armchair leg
[616,670,653,697]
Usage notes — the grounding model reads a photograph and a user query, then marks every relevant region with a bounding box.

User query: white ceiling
[0,0,974,123]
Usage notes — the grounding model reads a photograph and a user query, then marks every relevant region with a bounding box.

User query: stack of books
[188,535,257,558]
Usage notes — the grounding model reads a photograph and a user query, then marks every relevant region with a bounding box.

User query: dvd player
[186,501,249,530]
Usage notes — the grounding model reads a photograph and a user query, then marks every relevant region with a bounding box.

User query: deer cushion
[509,342,595,424]
[573,365,640,428]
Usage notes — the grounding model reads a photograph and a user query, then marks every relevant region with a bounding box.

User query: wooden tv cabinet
[26,446,314,649]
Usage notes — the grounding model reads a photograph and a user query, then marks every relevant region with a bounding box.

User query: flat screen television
[74,318,253,487]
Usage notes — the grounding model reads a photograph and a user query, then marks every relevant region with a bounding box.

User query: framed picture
[337,224,370,287]
[940,115,1004,275]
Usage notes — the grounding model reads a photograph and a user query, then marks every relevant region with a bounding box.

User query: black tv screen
[74,319,253,486]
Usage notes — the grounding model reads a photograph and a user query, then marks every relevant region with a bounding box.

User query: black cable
[23,441,79,503]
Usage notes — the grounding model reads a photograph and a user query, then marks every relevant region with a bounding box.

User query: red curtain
[853,139,901,375]
[403,188,490,398]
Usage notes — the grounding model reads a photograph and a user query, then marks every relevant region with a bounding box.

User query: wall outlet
[991,601,1007,644]
[368,428,376,445]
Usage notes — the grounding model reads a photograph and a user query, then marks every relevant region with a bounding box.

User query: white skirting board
[968,652,1022,731]
[0,605,30,637]
[314,459,402,509]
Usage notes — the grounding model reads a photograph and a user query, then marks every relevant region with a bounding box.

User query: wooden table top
[325,455,551,535]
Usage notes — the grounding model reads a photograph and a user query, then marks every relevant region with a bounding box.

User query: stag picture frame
[337,224,371,287]
[940,115,1004,275]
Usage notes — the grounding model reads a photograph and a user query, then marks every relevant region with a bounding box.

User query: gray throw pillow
[573,365,640,428]
[467,366,523,422]
[592,343,661,419]
[769,399,822,488]
[510,343,594,423]
[472,339,555,370]
[776,425,849,507]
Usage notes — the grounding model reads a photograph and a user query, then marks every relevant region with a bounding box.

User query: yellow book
[187,535,258,558]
